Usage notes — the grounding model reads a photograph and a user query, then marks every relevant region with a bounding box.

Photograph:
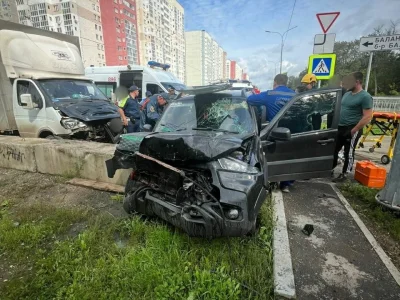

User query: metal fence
[373,97,400,113]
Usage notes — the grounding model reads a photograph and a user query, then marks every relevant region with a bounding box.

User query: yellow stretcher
[357,112,399,165]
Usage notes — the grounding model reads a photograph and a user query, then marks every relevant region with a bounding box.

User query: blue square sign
[308,54,336,79]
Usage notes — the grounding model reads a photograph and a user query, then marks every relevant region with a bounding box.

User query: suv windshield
[154,94,255,135]
[38,79,108,102]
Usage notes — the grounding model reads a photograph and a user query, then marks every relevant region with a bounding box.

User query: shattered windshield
[38,79,108,102]
[154,94,255,135]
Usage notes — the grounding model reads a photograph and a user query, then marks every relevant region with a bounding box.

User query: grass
[0,199,274,300]
[339,182,400,243]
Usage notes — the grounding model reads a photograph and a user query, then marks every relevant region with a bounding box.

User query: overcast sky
[179,0,400,90]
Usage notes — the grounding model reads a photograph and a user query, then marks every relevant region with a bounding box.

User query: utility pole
[265,26,297,74]
[376,131,400,211]
[365,52,374,92]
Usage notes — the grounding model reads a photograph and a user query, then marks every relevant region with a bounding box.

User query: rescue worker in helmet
[296,74,318,93]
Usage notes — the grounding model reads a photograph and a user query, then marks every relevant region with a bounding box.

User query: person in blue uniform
[119,85,141,133]
[247,74,296,193]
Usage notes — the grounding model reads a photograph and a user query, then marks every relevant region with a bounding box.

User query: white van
[229,80,254,92]
[0,20,123,143]
[85,62,187,100]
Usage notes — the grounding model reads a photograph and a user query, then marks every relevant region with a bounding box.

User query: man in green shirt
[333,72,373,182]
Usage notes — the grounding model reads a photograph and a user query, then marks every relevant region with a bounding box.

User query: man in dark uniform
[146,93,169,127]
[119,85,141,133]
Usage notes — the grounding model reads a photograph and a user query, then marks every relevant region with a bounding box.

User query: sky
[179,0,400,90]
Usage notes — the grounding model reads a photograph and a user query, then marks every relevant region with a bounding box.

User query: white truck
[0,20,123,143]
[85,61,187,101]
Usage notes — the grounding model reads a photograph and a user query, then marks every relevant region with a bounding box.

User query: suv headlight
[61,118,86,130]
[218,157,259,174]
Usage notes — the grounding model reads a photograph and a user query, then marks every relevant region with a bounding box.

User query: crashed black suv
[106,85,342,237]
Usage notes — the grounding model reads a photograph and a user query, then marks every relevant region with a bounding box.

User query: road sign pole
[376,130,400,211]
[365,51,374,91]
[318,80,321,88]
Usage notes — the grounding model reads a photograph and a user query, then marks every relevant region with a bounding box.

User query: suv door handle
[317,138,335,144]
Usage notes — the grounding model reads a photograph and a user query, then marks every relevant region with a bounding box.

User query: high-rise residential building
[222,51,227,79]
[136,0,185,82]
[242,73,249,81]
[228,60,243,80]
[100,0,140,66]
[226,59,231,80]
[235,63,243,80]
[15,0,105,67]
[0,0,18,22]
[185,30,227,86]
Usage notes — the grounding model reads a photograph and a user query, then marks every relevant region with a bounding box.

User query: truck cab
[0,20,123,143]
[85,61,187,102]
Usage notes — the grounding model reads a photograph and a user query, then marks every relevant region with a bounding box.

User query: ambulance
[85,61,187,101]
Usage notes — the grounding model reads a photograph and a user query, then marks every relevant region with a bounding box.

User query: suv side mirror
[20,94,34,109]
[270,127,291,141]
[143,124,153,132]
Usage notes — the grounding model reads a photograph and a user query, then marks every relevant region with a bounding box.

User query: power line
[284,0,297,44]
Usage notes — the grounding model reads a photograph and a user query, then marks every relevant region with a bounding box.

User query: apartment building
[228,60,243,80]
[185,30,227,86]
[136,0,185,82]
[226,59,231,80]
[100,0,139,66]
[0,0,18,22]
[15,0,105,67]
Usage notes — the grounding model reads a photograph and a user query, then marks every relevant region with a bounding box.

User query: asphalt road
[283,181,400,299]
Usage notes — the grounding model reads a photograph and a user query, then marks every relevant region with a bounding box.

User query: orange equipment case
[354,161,387,189]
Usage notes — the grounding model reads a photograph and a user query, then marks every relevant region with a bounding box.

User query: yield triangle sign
[313,59,329,74]
[316,12,340,34]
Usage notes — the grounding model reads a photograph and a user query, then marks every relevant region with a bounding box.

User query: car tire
[125,177,137,195]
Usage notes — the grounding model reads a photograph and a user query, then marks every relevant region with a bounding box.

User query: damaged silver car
[106,85,343,237]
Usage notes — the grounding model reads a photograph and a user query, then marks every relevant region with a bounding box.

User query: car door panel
[262,89,342,182]
[266,129,337,182]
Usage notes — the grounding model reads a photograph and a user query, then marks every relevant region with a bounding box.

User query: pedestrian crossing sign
[308,54,336,79]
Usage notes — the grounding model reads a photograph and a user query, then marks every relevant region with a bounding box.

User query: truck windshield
[38,79,108,102]
[154,95,255,135]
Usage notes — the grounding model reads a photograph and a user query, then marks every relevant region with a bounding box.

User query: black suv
[106,85,342,238]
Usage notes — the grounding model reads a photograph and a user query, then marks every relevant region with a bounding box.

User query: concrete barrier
[0,136,130,186]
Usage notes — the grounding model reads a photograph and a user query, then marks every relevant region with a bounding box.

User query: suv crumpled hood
[55,100,120,122]
[139,132,243,162]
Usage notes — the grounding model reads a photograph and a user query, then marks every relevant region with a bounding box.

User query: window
[95,24,97,30]
[118,56,122,60]
[100,36,103,41]
[102,54,104,59]
[115,8,119,13]
[98,54,101,58]
[17,81,43,108]
[277,92,337,135]
[92,4,96,10]
[99,25,101,31]
[96,34,99,40]
[96,83,116,99]
[146,84,163,95]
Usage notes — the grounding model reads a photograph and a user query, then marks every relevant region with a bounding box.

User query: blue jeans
[280,180,295,189]
[127,120,140,133]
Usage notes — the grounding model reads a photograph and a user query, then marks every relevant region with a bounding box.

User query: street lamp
[265,26,297,74]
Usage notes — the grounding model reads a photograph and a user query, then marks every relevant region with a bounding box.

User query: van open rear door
[119,71,143,99]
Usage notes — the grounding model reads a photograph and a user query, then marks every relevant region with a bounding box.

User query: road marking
[330,183,400,286]
[272,190,296,299]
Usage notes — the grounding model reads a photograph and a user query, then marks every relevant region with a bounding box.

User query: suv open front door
[261,89,342,182]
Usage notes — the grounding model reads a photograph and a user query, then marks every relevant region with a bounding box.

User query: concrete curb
[0,136,130,186]
[330,183,400,287]
[272,190,296,299]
